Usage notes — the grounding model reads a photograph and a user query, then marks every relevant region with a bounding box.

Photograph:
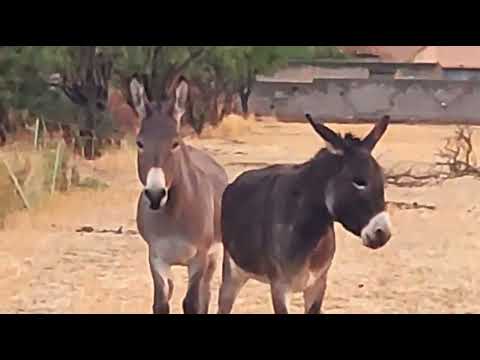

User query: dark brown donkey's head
[306,114,392,249]
[131,77,190,210]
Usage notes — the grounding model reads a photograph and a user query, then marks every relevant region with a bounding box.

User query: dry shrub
[385,125,480,187]
[0,143,109,228]
[1,144,137,234]
[199,114,258,140]
[0,147,62,227]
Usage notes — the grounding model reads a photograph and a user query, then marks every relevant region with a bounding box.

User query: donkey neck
[277,150,342,258]
[295,149,344,221]
[165,142,198,215]
[301,149,343,190]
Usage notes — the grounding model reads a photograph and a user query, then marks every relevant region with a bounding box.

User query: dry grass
[2,118,480,313]
[0,143,74,226]
[198,114,257,140]
[2,147,138,232]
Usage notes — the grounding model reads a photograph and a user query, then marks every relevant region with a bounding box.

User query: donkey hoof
[182,297,200,314]
[153,303,170,314]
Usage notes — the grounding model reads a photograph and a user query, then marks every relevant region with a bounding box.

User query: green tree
[104,46,210,133]
[0,46,345,145]
[200,46,319,116]
[109,46,206,106]
[313,46,347,59]
[0,46,116,158]
[0,46,74,144]
[46,46,114,159]
[106,46,343,132]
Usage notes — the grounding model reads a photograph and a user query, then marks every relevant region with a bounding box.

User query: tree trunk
[81,111,97,160]
[0,102,7,146]
[219,92,234,119]
[239,88,250,116]
[224,92,232,116]
[209,89,224,126]
[148,48,205,102]
[239,59,253,117]
[52,46,112,160]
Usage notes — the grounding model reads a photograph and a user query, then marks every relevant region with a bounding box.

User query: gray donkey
[130,77,228,314]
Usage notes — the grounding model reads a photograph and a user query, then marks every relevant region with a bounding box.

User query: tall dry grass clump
[0,146,137,239]
[0,141,110,228]
[199,114,257,140]
[0,144,70,227]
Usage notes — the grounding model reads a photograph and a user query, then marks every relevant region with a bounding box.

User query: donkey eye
[136,140,144,150]
[172,140,180,150]
[352,178,368,190]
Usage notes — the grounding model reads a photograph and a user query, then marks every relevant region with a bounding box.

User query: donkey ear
[173,77,189,128]
[305,113,344,154]
[129,76,150,120]
[362,115,390,152]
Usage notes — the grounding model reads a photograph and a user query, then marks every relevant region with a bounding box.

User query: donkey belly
[222,166,334,285]
[221,168,290,277]
[221,185,269,276]
[148,234,198,266]
[290,227,336,292]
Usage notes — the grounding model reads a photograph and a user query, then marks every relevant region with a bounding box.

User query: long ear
[129,76,151,120]
[362,115,390,152]
[305,113,344,154]
[173,77,189,131]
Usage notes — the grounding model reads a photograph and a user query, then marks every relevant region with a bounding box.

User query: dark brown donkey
[132,77,228,314]
[219,114,392,314]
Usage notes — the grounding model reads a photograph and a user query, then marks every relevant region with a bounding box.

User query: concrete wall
[395,65,443,80]
[250,78,480,124]
[256,64,369,82]
[442,69,480,81]
[263,60,480,83]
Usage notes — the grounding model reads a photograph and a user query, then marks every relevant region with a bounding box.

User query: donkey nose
[376,227,391,241]
[372,227,391,248]
[361,211,392,250]
[145,188,167,210]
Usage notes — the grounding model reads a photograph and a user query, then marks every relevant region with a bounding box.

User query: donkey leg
[270,280,290,314]
[183,252,208,314]
[218,251,248,314]
[148,250,172,314]
[199,249,220,314]
[303,275,328,314]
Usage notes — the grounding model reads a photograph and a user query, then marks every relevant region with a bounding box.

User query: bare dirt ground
[2,117,480,314]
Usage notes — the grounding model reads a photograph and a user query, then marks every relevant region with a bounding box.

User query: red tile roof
[413,46,480,69]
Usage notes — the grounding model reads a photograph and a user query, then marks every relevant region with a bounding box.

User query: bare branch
[150,46,163,80]
[165,48,206,96]
[386,125,480,188]
[387,200,436,211]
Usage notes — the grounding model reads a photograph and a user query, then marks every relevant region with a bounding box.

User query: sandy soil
[2,118,480,314]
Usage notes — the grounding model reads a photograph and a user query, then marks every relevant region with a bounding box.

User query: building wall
[442,69,480,81]
[256,64,369,82]
[250,78,480,124]
[259,61,444,82]
[395,65,443,80]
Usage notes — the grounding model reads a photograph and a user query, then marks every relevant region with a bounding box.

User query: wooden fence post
[33,118,40,150]
[50,141,63,195]
[2,159,31,209]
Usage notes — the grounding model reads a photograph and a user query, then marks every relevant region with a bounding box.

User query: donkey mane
[310,132,365,162]
[343,132,363,147]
